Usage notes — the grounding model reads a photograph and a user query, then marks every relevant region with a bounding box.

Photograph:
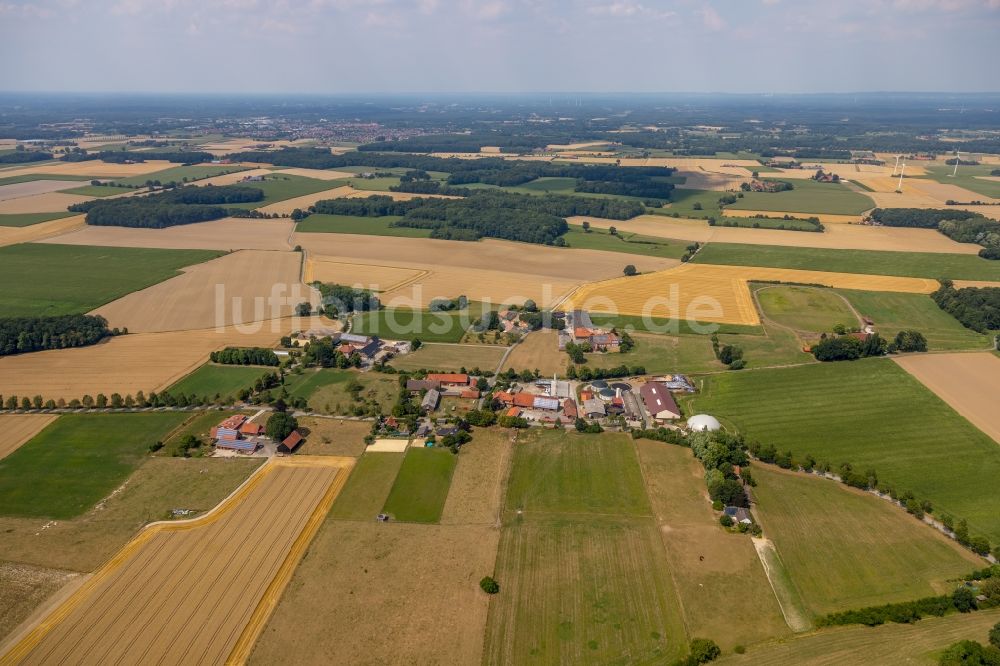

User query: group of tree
[817,590,983,629]
[0,150,52,164]
[300,336,363,369]
[69,184,263,229]
[932,281,1000,333]
[867,208,1000,258]
[811,332,886,361]
[209,347,280,366]
[0,314,117,356]
[565,363,646,381]
[265,406,298,442]
[61,149,213,165]
[311,282,381,315]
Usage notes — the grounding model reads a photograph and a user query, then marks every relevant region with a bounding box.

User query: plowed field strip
[1,457,353,666]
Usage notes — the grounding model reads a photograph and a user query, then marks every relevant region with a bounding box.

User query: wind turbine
[891,155,901,177]
[950,151,960,177]
[896,163,906,193]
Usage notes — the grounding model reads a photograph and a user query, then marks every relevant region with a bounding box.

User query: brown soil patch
[295,417,370,457]
[569,215,981,254]
[0,563,78,647]
[894,352,1000,444]
[440,429,513,525]
[188,167,272,186]
[248,521,499,666]
[0,180,86,202]
[36,217,295,251]
[0,215,86,248]
[298,234,676,308]
[569,263,939,326]
[2,457,352,666]
[721,209,862,224]
[501,329,567,376]
[0,415,57,460]
[91,250,310,333]
[271,167,355,181]
[0,323,290,401]
[0,192,91,214]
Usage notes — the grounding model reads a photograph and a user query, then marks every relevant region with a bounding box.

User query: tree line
[0,150,52,164]
[811,330,927,361]
[61,150,213,164]
[312,283,381,315]
[209,347,280,366]
[932,281,1000,333]
[69,184,263,229]
[0,314,118,356]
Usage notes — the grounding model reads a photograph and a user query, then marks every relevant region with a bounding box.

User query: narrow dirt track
[1,456,353,666]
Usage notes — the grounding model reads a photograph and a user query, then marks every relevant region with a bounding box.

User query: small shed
[278,430,303,454]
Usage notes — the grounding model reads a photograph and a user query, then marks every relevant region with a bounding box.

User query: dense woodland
[209,347,280,366]
[70,184,262,228]
[0,315,115,356]
[313,283,381,314]
[61,150,214,164]
[314,190,648,244]
[0,150,52,164]
[932,281,1000,333]
[869,208,1000,257]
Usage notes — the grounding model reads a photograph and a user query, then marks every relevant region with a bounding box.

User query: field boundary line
[0,459,276,665]
[227,456,355,664]
[750,537,813,633]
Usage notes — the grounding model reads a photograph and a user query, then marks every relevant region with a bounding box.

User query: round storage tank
[688,414,722,432]
[590,380,609,390]
[598,388,616,401]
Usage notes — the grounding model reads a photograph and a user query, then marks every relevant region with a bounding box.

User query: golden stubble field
[298,233,676,307]
[0,415,57,460]
[0,215,86,248]
[569,215,982,255]
[0,323,291,401]
[37,217,295,251]
[568,263,941,326]
[0,160,176,180]
[894,352,1000,444]
[92,250,311,333]
[1,457,353,666]
[0,193,90,214]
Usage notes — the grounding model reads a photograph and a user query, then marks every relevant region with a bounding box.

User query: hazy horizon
[2,0,999,94]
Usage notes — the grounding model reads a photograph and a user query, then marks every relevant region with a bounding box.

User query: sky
[1,0,999,93]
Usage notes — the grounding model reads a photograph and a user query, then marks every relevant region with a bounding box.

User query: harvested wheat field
[0,160,175,180]
[0,180,85,202]
[299,234,675,307]
[569,215,980,254]
[272,167,354,181]
[343,188,460,201]
[255,185,354,216]
[0,415,57,460]
[249,521,499,666]
[677,169,748,191]
[908,179,998,204]
[568,263,940,326]
[501,329,567,377]
[0,215,85,248]
[0,323,289,401]
[93,250,310,333]
[441,428,513,525]
[894,352,1000,444]
[38,217,294,251]
[0,193,90,215]
[1,456,353,666]
[721,209,862,225]
[187,167,272,187]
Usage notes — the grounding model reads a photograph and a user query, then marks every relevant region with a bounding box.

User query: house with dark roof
[639,382,681,421]
[723,506,753,524]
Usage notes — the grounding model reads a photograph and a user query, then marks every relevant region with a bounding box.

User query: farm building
[582,398,606,418]
[278,430,303,454]
[688,414,722,432]
[421,388,441,412]
[407,378,440,394]
[426,373,470,387]
[639,382,682,421]
[213,414,248,442]
[563,399,578,419]
[240,421,264,437]
[216,439,258,454]
[724,506,753,525]
[533,396,560,411]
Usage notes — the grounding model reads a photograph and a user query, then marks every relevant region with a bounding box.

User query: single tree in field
[623,264,637,276]
[581,220,591,233]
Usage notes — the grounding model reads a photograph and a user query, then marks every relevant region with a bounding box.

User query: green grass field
[563,225,688,259]
[515,176,578,193]
[388,342,507,372]
[0,212,75,227]
[0,413,189,519]
[837,289,992,351]
[755,285,857,332]
[693,242,1000,281]
[584,333,721,375]
[922,165,1000,199]
[295,214,431,237]
[753,466,979,617]
[348,176,402,191]
[505,430,651,517]
[329,452,405,520]
[352,305,496,344]
[485,429,687,664]
[588,312,765,337]
[59,184,124,197]
[226,174,348,209]
[283,367,353,400]
[686,359,1000,542]
[110,164,250,187]
[0,243,223,317]
[166,364,272,399]
[282,368,398,415]
[381,447,457,523]
[726,179,875,215]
